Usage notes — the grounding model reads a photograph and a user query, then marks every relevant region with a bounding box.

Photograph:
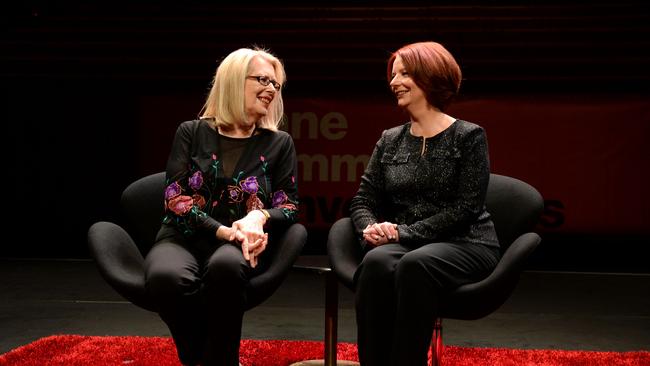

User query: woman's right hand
[232,230,266,268]
[363,222,399,246]
[216,225,237,242]
[216,218,267,268]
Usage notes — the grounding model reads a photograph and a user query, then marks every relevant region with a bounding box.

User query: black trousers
[144,234,264,366]
[354,242,500,366]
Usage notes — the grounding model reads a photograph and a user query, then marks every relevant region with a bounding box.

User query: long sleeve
[349,131,386,239]
[265,132,299,226]
[162,121,221,237]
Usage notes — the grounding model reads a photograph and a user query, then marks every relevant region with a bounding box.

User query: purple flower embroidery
[227,185,244,203]
[165,182,182,200]
[188,171,203,190]
[272,190,288,208]
[239,176,259,194]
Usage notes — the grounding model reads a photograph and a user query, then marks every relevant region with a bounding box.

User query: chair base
[430,318,443,366]
[292,257,358,366]
[289,360,360,366]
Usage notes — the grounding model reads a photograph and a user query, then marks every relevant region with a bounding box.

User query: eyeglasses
[247,75,282,90]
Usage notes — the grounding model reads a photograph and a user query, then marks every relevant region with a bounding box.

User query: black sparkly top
[350,120,499,249]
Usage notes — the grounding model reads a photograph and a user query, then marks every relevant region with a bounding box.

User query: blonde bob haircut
[201,47,286,131]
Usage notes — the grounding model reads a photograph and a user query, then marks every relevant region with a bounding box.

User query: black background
[4,1,649,271]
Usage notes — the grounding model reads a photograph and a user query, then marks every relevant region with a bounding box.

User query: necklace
[420,136,427,156]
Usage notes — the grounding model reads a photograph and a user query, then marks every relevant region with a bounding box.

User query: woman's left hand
[363,222,399,246]
[231,210,268,267]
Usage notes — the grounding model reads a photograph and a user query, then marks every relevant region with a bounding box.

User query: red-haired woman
[350,41,500,366]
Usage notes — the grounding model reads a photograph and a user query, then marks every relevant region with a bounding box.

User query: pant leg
[144,239,204,366]
[201,243,251,366]
[354,244,409,366]
[391,242,499,366]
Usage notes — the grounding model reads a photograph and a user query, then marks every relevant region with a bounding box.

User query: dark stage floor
[1,257,649,356]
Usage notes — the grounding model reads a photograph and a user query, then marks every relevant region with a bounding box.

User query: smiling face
[244,56,278,126]
[389,55,427,111]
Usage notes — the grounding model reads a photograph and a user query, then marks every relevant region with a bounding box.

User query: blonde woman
[145,47,299,366]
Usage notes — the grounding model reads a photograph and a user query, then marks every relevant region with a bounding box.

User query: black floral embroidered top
[159,119,299,239]
[350,120,499,249]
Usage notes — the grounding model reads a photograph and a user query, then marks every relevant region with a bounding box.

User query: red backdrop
[139,95,650,236]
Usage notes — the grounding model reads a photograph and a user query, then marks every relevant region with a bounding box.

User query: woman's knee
[395,250,444,288]
[204,245,248,283]
[395,251,421,275]
[145,266,198,299]
[358,247,396,281]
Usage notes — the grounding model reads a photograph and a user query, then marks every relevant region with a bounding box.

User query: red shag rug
[1,335,649,366]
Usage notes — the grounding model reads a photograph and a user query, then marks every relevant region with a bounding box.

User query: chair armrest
[246,223,307,309]
[441,232,541,319]
[87,221,156,312]
[327,217,363,291]
[494,232,542,277]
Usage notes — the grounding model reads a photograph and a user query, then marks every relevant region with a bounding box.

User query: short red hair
[387,42,462,111]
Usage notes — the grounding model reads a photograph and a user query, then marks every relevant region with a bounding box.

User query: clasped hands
[363,221,399,246]
[217,210,268,268]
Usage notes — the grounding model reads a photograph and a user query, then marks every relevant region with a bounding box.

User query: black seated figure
[329,41,542,366]
[328,173,542,366]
